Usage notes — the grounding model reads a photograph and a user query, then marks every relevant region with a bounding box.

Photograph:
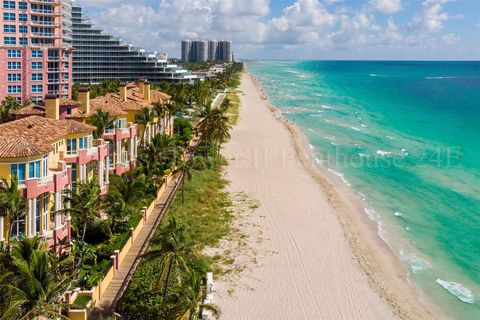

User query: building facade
[0,97,110,248]
[182,39,232,63]
[71,6,198,84]
[0,0,73,104]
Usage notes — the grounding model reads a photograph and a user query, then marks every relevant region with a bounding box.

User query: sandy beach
[214,72,442,320]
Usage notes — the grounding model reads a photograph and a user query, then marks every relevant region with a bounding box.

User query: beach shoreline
[215,70,445,319]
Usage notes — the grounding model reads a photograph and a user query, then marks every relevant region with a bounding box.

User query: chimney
[120,83,127,102]
[78,87,90,114]
[138,81,145,96]
[144,81,151,102]
[44,94,60,120]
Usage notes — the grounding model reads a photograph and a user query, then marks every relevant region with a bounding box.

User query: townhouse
[0,94,109,247]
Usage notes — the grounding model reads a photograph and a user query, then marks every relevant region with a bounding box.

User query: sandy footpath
[213,72,441,320]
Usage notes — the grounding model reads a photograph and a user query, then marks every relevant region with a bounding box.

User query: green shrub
[84,219,111,244]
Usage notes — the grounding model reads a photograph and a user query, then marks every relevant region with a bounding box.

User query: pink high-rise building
[0,0,72,104]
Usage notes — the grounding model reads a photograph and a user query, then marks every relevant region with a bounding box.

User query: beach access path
[214,72,402,319]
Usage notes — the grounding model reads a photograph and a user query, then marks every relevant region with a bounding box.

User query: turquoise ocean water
[247,61,480,319]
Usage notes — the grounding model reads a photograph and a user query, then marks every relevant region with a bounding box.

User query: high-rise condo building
[72,6,198,84]
[182,39,232,63]
[0,0,74,104]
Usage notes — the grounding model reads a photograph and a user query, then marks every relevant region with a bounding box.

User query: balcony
[30,21,60,27]
[32,32,61,39]
[62,139,109,165]
[30,9,61,16]
[30,0,61,4]
[102,123,137,141]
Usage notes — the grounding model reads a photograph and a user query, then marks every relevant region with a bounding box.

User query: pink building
[0,0,72,104]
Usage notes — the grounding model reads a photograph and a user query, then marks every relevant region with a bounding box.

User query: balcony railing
[30,0,61,4]
[30,21,60,27]
[30,9,61,16]
[38,175,54,186]
[104,128,115,134]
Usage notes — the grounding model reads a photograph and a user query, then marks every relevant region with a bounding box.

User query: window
[71,164,77,191]
[79,137,91,150]
[115,118,126,128]
[64,84,69,91]
[31,85,42,93]
[19,38,27,45]
[18,14,27,22]
[7,85,21,94]
[7,50,20,58]
[19,25,27,33]
[32,73,43,81]
[7,74,21,82]
[3,25,15,33]
[35,196,41,234]
[66,108,72,115]
[11,219,25,238]
[3,1,14,9]
[65,51,70,57]
[66,138,77,155]
[11,163,26,184]
[42,193,49,232]
[7,61,21,70]
[63,72,69,79]
[29,160,41,179]
[31,62,42,70]
[31,50,42,58]
[18,2,27,10]
[3,13,15,21]
[4,37,16,45]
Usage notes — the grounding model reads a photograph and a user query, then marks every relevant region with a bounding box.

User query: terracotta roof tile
[0,136,53,158]
[0,116,96,153]
[60,98,80,106]
[13,105,46,116]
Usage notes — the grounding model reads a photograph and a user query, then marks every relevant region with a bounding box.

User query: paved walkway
[90,142,198,319]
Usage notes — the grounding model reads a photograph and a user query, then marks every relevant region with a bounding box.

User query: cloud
[442,33,460,45]
[370,0,403,14]
[408,0,449,32]
[74,0,469,59]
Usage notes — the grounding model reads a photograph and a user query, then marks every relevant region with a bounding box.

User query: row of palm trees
[0,62,243,318]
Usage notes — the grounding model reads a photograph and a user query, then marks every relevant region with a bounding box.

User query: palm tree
[57,180,102,241]
[174,161,193,204]
[136,107,153,145]
[105,175,147,231]
[142,218,192,303]
[198,108,231,159]
[87,109,112,139]
[0,96,21,124]
[0,237,75,319]
[169,271,220,320]
[152,101,167,135]
[0,175,27,246]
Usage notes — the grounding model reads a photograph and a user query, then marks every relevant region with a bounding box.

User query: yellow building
[0,95,109,247]
[71,81,172,175]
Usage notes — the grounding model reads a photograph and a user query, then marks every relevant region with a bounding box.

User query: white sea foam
[350,126,362,132]
[400,250,432,273]
[405,226,410,231]
[369,73,392,77]
[358,153,368,157]
[360,124,368,128]
[321,104,334,109]
[376,150,392,156]
[308,144,314,150]
[324,135,336,141]
[364,208,387,241]
[358,192,367,200]
[315,157,321,164]
[325,119,331,123]
[328,168,351,186]
[425,76,458,80]
[310,114,323,117]
[435,279,476,304]
[386,135,394,140]
[394,211,403,217]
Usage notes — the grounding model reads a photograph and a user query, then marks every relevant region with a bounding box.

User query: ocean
[247,60,480,319]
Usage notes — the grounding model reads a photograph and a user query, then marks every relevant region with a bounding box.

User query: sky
[74,0,480,60]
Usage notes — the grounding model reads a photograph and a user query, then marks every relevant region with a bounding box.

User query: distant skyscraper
[218,40,232,62]
[181,40,192,63]
[208,40,218,61]
[181,39,232,63]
